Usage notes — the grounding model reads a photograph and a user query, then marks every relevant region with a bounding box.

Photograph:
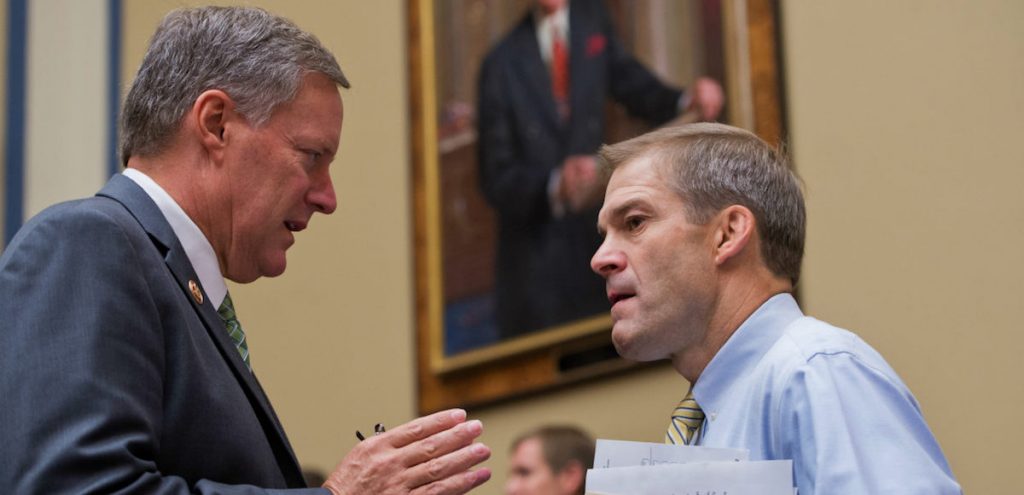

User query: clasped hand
[559,155,604,213]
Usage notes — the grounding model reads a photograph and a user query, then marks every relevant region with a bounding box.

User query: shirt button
[709,412,717,421]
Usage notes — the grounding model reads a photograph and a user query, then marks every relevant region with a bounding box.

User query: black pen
[355,423,386,441]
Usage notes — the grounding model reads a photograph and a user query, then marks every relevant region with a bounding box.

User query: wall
[25,0,110,218]
[2,0,113,245]
[783,1,1024,492]
[49,1,1024,494]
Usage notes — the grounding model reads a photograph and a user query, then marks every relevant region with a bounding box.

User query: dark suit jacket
[0,175,326,494]
[477,0,684,338]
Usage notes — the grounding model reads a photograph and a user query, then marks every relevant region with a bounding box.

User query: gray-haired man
[0,7,490,494]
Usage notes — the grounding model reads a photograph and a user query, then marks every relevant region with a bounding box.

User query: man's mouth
[284,220,307,232]
[608,291,635,305]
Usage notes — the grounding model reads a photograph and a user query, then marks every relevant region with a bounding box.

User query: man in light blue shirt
[590,123,960,494]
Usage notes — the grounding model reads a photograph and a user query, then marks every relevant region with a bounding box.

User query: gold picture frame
[410,0,784,413]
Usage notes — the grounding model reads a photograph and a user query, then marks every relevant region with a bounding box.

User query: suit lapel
[567,4,589,123]
[565,3,610,154]
[511,15,562,131]
[162,245,305,486]
[96,174,306,487]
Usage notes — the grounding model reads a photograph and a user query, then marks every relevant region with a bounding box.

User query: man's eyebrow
[596,198,646,235]
[313,140,338,157]
[610,198,647,220]
[293,134,338,157]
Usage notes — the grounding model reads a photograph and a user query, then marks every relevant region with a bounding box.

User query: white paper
[586,459,793,495]
[593,439,748,469]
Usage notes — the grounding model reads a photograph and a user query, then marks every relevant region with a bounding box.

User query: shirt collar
[122,167,228,308]
[534,4,570,63]
[692,293,803,417]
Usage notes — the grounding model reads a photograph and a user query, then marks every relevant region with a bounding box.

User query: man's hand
[687,76,725,122]
[323,409,491,495]
[558,155,605,213]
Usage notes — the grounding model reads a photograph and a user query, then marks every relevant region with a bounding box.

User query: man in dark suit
[0,7,490,495]
[477,0,723,339]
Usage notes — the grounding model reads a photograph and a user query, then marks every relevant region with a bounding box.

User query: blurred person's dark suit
[477,0,685,338]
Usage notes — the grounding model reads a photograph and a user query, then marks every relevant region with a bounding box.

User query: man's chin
[260,258,288,279]
[231,256,287,283]
[611,325,644,362]
[226,268,268,284]
[613,324,671,363]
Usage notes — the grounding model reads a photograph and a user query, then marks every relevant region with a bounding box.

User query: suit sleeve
[600,12,684,125]
[776,352,962,495]
[0,206,324,495]
[476,53,557,225]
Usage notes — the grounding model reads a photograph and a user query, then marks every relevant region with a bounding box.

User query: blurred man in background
[506,426,594,495]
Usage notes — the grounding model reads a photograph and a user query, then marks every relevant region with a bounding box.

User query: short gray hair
[599,123,806,285]
[120,6,350,165]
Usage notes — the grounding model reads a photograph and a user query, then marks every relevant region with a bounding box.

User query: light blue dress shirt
[693,293,961,494]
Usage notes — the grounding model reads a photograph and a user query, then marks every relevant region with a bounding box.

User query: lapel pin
[188,279,204,305]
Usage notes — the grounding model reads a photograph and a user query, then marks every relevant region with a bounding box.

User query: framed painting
[410,0,784,413]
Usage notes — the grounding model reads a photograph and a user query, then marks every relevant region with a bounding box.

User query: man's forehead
[605,158,671,203]
[516,436,544,452]
[608,152,666,183]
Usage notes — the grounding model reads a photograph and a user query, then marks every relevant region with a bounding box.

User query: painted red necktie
[551,25,570,120]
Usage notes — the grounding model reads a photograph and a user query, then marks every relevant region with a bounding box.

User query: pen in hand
[355,423,385,441]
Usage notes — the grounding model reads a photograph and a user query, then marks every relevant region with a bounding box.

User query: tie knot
[673,391,705,421]
[666,390,704,445]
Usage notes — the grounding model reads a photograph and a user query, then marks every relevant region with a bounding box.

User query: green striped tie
[217,292,251,371]
[665,390,704,445]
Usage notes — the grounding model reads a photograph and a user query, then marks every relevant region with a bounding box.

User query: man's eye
[626,216,645,231]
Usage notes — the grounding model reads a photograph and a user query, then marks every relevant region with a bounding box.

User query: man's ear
[556,461,585,495]
[712,205,756,266]
[192,89,234,160]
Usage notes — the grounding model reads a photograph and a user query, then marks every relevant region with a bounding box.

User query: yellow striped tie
[665,390,704,445]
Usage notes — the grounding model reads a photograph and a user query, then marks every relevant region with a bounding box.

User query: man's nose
[309,170,337,214]
[591,239,625,277]
[503,477,519,495]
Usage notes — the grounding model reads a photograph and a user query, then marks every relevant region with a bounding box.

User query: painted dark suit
[0,175,324,494]
[477,0,685,338]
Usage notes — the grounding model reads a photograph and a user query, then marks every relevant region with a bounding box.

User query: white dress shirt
[122,167,228,309]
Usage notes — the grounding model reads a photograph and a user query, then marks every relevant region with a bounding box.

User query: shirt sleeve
[776,351,962,495]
